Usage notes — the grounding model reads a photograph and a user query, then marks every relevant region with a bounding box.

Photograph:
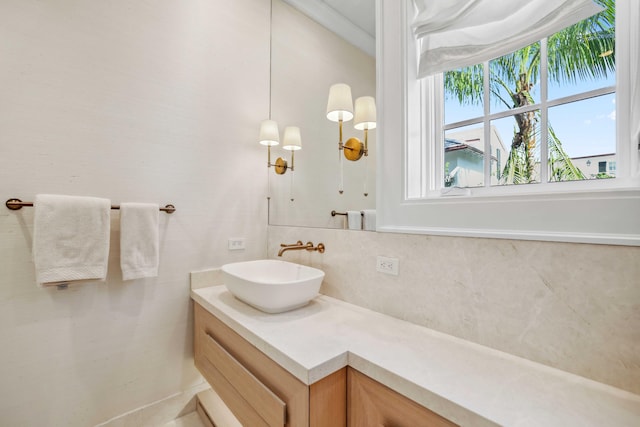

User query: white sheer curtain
[412,0,604,78]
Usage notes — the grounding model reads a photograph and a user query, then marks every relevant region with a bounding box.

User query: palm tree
[444,0,615,184]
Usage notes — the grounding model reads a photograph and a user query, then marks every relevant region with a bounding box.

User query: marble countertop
[191,277,640,426]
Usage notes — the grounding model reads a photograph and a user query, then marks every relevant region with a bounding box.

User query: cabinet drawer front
[194,302,309,426]
[202,332,287,427]
[197,350,270,427]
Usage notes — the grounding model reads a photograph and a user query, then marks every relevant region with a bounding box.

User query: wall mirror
[267,0,377,230]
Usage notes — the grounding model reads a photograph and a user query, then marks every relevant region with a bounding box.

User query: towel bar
[331,210,363,217]
[5,198,176,214]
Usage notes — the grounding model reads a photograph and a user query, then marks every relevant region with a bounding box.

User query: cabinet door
[347,368,458,427]
[310,367,347,427]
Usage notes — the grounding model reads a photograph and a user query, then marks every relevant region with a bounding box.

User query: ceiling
[281,0,376,57]
[321,0,375,38]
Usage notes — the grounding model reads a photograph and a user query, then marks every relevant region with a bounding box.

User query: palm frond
[490,43,541,94]
[489,75,515,109]
[548,126,586,181]
[444,64,484,106]
[547,0,615,85]
[501,144,535,185]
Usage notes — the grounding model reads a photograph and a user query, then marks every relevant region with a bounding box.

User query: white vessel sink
[221,259,325,313]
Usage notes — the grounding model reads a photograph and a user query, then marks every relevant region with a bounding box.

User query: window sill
[415,178,640,202]
[380,187,640,246]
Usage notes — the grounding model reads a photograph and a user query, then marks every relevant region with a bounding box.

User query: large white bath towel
[120,203,159,281]
[33,194,111,286]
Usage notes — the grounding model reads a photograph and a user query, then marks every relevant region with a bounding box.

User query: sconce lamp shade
[259,119,280,146]
[282,126,302,151]
[354,96,377,130]
[326,83,354,122]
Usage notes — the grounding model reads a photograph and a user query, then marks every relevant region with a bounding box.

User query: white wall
[269,225,640,395]
[0,0,270,425]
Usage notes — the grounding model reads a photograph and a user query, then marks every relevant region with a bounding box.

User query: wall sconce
[326,84,376,162]
[259,120,301,175]
[326,83,376,194]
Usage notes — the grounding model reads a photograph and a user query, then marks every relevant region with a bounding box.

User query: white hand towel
[120,203,159,281]
[362,209,376,231]
[33,194,111,286]
[347,210,362,230]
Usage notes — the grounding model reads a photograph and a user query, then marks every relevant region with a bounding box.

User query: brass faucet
[278,241,326,257]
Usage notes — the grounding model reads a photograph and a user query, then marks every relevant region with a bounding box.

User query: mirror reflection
[267,0,376,230]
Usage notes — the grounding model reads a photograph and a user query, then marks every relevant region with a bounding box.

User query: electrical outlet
[376,256,399,275]
[228,238,246,251]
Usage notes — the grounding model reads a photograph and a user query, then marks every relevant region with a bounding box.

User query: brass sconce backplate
[343,137,364,161]
[275,157,288,175]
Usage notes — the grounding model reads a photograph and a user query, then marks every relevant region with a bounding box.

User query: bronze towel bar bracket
[5,198,176,214]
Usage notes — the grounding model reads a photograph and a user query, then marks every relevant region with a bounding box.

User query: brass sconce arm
[266,145,291,175]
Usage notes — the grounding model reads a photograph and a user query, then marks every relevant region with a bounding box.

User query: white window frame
[375,0,640,245]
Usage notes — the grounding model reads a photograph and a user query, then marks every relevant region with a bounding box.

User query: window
[599,161,607,173]
[376,0,640,245]
[442,1,616,191]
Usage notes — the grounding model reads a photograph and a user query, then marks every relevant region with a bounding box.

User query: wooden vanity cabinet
[347,367,458,427]
[194,302,346,427]
[194,302,457,427]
